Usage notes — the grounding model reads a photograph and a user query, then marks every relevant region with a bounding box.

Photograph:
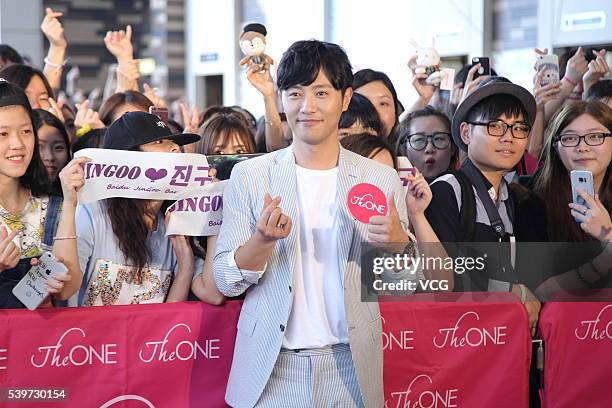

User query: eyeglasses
[467,120,531,139]
[556,132,611,147]
[403,132,451,151]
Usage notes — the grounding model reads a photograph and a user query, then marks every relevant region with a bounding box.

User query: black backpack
[448,170,476,242]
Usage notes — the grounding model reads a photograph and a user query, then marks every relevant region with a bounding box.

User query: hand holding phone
[12,252,68,310]
[570,170,595,224]
[535,54,560,86]
[471,57,490,79]
[570,170,595,208]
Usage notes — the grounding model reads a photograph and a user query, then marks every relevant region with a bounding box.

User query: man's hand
[513,284,541,337]
[368,192,410,253]
[254,193,292,242]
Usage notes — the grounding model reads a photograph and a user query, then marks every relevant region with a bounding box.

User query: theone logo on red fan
[348,183,388,223]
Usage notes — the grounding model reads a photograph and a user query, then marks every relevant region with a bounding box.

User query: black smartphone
[471,57,490,79]
[206,154,263,180]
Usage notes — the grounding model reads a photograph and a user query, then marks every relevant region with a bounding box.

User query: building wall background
[2,0,612,117]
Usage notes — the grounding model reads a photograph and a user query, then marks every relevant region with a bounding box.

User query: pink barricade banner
[0,301,241,408]
[0,295,534,407]
[381,293,532,408]
[539,294,612,408]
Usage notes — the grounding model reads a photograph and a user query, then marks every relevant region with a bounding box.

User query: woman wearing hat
[56,111,208,306]
[425,77,542,336]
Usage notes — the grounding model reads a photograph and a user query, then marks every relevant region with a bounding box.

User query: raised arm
[41,7,67,94]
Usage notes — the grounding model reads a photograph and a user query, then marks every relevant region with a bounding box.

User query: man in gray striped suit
[214,40,415,408]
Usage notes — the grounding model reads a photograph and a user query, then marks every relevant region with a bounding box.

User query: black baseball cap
[242,23,267,36]
[103,111,200,150]
[452,77,536,151]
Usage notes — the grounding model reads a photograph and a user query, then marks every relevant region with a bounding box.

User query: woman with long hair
[516,101,611,299]
[189,112,257,304]
[33,109,71,188]
[56,111,204,306]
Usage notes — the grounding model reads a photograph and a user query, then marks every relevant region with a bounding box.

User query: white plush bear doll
[410,39,443,86]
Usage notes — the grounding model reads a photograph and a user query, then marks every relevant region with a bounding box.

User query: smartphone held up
[570,170,595,222]
[11,251,68,310]
[536,54,560,86]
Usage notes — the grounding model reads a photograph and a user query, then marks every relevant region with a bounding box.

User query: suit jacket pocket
[237,310,258,337]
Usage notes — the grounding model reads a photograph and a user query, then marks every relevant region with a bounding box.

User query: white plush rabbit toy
[410,39,443,86]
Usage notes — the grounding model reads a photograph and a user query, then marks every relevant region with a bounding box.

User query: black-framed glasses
[556,132,611,147]
[467,120,531,139]
[403,132,451,151]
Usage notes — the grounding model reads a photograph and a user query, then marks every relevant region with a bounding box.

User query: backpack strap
[41,195,63,251]
[452,170,476,242]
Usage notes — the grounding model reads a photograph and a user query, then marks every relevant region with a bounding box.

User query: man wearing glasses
[425,77,542,336]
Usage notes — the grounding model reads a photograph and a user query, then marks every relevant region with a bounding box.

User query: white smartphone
[12,251,67,310]
[570,170,595,208]
[536,54,560,86]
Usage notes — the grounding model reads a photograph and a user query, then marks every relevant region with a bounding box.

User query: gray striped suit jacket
[213,145,410,408]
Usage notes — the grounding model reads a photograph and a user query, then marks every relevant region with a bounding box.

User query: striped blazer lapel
[337,147,360,286]
[270,146,299,278]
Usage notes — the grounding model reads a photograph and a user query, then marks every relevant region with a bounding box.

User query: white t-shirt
[282,165,349,349]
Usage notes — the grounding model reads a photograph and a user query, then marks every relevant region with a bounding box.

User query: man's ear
[342,87,353,112]
[460,121,471,147]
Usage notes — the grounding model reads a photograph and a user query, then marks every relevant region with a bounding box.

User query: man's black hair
[0,44,23,65]
[276,40,353,92]
[585,79,612,103]
[339,93,383,135]
[466,94,529,124]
